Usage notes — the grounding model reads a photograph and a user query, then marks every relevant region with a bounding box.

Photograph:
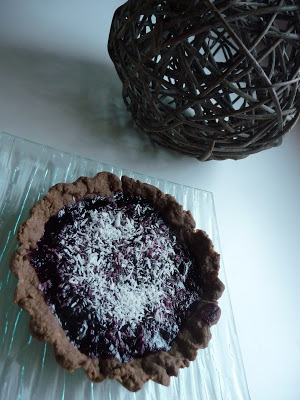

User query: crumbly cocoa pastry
[11,172,224,392]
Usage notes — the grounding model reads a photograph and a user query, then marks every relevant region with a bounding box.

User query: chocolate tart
[11,172,224,392]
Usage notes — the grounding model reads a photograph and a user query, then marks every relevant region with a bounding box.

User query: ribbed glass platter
[0,131,250,400]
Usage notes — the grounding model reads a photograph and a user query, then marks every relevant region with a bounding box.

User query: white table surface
[0,2,299,399]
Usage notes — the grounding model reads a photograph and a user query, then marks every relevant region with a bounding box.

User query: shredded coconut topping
[31,193,201,362]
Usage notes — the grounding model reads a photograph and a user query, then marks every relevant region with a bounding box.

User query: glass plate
[0,131,250,400]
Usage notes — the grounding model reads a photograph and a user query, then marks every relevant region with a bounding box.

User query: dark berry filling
[199,303,221,325]
[30,193,203,362]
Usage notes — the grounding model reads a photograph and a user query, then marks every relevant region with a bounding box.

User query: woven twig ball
[108,0,300,160]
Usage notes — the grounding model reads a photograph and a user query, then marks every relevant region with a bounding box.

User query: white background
[0,1,299,399]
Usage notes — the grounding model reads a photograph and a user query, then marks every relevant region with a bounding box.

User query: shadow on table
[0,45,171,158]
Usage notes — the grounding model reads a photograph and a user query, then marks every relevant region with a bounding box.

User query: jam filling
[30,193,202,362]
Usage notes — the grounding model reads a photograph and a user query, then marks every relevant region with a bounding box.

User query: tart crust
[11,172,225,392]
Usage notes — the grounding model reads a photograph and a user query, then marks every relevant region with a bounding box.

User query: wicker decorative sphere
[108,0,300,160]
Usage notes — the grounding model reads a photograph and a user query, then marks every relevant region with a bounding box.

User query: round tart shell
[11,172,225,392]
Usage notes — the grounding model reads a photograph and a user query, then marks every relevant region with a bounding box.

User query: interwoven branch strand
[108,0,300,160]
